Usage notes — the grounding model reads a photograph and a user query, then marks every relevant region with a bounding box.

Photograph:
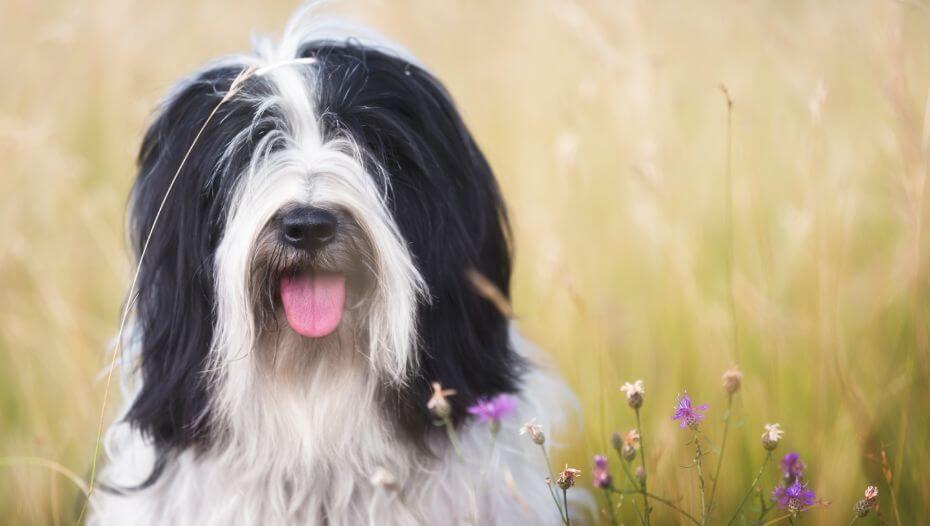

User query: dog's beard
[247,206,376,375]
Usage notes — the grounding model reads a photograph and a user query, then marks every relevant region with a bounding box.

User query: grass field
[2,0,930,524]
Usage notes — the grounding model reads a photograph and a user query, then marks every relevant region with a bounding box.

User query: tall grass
[1,0,929,523]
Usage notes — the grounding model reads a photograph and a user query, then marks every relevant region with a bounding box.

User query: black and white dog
[91,10,572,526]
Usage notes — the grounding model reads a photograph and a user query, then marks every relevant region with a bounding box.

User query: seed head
[855,485,879,517]
[427,382,456,420]
[557,465,582,490]
[621,380,645,409]
[722,365,743,395]
[854,499,871,518]
[520,418,545,445]
[761,423,784,451]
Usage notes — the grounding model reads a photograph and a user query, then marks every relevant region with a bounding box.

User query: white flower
[621,380,645,409]
[621,380,645,398]
[761,423,784,450]
[762,423,783,441]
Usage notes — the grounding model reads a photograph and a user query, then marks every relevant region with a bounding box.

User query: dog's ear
[306,44,525,433]
[125,64,261,451]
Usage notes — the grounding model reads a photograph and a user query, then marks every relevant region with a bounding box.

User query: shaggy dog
[91,9,573,525]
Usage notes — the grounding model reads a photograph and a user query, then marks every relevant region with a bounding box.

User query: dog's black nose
[281,207,338,250]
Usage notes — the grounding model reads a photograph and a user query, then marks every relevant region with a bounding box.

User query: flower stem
[757,488,774,523]
[693,431,708,524]
[540,445,568,524]
[562,487,571,526]
[707,393,733,517]
[615,459,646,526]
[441,416,463,460]
[727,451,771,525]
[760,514,793,526]
[602,488,619,526]
[610,488,701,526]
[635,409,651,526]
[847,517,860,526]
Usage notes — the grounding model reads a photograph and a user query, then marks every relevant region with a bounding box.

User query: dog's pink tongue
[279,272,345,338]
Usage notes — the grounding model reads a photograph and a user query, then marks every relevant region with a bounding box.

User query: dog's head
[126,31,522,452]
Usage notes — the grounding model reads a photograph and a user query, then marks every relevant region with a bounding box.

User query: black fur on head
[125,41,523,457]
[125,66,277,451]
[299,42,525,433]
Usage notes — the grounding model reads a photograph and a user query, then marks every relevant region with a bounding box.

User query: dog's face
[125,40,523,454]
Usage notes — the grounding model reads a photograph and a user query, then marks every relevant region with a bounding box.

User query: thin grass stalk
[727,451,772,525]
[720,85,738,364]
[540,445,568,524]
[610,488,701,526]
[759,514,793,526]
[75,66,256,525]
[635,409,651,525]
[562,487,571,526]
[602,488,619,526]
[707,393,733,517]
[0,456,90,498]
[615,457,646,526]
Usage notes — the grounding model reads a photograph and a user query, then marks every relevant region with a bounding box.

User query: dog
[90,9,574,525]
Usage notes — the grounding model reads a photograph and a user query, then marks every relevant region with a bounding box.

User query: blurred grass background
[2,0,930,523]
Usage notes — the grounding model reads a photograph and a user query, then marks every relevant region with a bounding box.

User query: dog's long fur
[90,11,575,525]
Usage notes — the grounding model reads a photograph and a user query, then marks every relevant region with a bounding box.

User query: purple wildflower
[672,392,708,429]
[773,480,816,513]
[467,394,518,423]
[592,455,612,489]
[781,452,806,483]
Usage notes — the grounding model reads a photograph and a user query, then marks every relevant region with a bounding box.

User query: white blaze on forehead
[264,65,321,152]
[208,35,427,419]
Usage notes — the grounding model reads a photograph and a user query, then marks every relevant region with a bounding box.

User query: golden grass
[2,0,929,524]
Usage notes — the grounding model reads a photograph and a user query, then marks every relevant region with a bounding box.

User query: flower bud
[854,485,879,517]
[520,419,545,445]
[761,423,783,451]
[622,444,637,462]
[635,466,646,485]
[854,499,871,518]
[592,455,612,489]
[430,398,451,419]
[427,382,456,420]
[722,365,743,395]
[610,432,623,452]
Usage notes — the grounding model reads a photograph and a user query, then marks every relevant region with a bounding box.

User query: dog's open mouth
[279,270,346,338]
